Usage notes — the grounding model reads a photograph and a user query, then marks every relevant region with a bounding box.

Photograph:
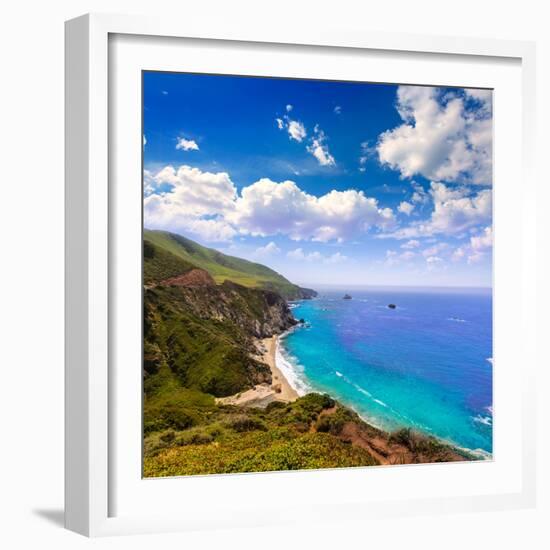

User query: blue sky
[143,72,493,288]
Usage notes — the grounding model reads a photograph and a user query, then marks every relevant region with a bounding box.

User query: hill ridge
[144,229,317,300]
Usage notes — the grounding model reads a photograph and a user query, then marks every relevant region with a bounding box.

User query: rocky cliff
[144,275,297,398]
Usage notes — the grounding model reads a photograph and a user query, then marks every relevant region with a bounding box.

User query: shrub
[160,430,176,443]
[225,414,267,432]
[315,415,345,435]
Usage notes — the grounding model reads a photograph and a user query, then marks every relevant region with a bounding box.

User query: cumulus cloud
[286,104,293,113]
[334,105,342,115]
[466,226,493,264]
[385,182,491,239]
[358,141,375,172]
[397,201,415,216]
[470,226,493,251]
[422,242,449,258]
[254,241,281,258]
[452,247,466,262]
[229,178,394,242]
[377,86,492,185]
[276,114,307,142]
[425,255,444,270]
[448,227,493,265]
[276,111,336,167]
[288,120,307,142]
[176,137,199,151]
[145,166,395,243]
[384,249,416,266]
[410,182,429,204]
[287,248,348,264]
[143,165,237,241]
[307,126,336,166]
[401,239,420,249]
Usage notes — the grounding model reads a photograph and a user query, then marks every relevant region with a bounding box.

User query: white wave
[373,398,388,408]
[275,338,310,396]
[335,371,343,378]
[473,414,492,426]
[486,357,494,365]
[352,383,373,398]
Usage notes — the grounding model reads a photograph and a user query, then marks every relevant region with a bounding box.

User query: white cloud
[397,201,415,216]
[452,247,466,262]
[358,141,375,171]
[230,178,394,242]
[254,241,281,258]
[466,226,492,264]
[400,250,416,261]
[410,182,429,204]
[385,182,491,239]
[145,166,395,244]
[384,250,418,267]
[286,104,293,112]
[287,120,307,142]
[426,255,444,270]
[465,89,492,115]
[470,226,493,251]
[377,86,492,185]
[176,137,199,151]
[334,105,342,115]
[448,227,493,265]
[422,242,449,258]
[384,249,416,266]
[276,114,307,142]
[287,248,348,264]
[401,239,420,249]
[143,135,147,146]
[143,165,237,241]
[307,126,336,166]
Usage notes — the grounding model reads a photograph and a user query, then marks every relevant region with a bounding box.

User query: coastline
[215,335,299,407]
[276,322,492,461]
[262,336,300,401]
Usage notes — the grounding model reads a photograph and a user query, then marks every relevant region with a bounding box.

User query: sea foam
[275,336,310,396]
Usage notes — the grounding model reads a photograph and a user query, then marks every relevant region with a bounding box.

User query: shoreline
[276,322,493,460]
[215,335,299,407]
[262,336,300,401]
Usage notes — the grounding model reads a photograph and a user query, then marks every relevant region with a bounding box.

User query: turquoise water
[281,287,493,454]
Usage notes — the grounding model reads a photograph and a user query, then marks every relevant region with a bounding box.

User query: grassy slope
[144,393,379,476]
[144,285,271,400]
[143,239,197,285]
[144,229,304,298]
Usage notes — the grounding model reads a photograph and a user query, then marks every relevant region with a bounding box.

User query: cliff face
[160,275,297,338]
[144,276,297,398]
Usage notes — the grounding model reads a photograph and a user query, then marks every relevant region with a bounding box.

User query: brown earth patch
[160,268,215,288]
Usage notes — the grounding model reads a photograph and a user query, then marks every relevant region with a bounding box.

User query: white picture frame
[65,12,537,537]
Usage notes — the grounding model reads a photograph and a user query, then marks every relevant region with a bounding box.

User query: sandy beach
[261,335,299,401]
[216,335,298,407]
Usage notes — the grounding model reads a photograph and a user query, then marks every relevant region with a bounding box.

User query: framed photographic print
[65,13,537,536]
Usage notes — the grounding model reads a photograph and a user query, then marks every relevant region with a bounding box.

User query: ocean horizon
[277,286,493,455]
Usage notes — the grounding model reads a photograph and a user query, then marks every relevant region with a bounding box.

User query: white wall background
[0,1,547,548]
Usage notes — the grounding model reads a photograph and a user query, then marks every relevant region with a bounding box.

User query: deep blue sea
[278,287,493,454]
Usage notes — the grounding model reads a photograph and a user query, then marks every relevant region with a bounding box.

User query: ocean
[277,286,493,455]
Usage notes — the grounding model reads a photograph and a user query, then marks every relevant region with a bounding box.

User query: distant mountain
[144,229,317,300]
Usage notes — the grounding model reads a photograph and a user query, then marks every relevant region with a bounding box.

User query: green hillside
[144,229,313,299]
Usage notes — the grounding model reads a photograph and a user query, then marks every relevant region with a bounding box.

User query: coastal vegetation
[143,230,474,477]
[144,229,317,300]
